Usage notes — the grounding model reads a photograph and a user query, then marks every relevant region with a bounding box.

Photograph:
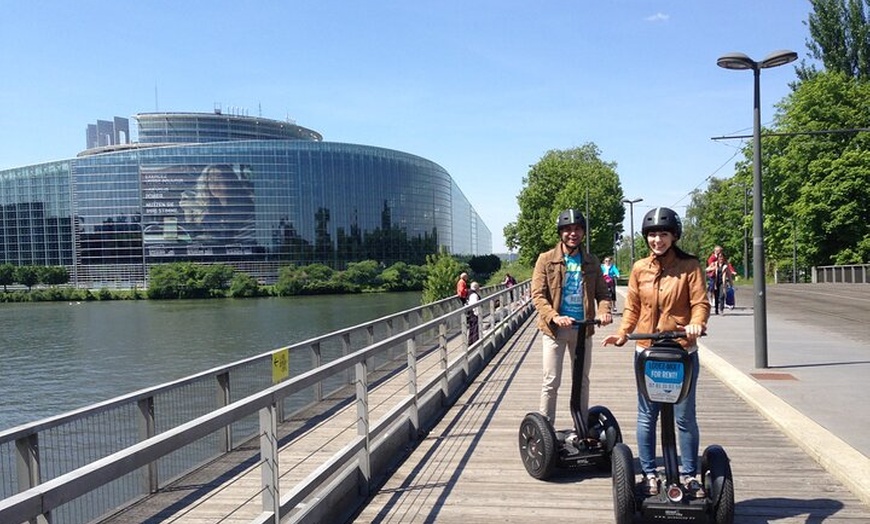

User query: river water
[0,292,421,431]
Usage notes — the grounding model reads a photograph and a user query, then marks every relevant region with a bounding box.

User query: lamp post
[607,221,619,269]
[717,49,797,369]
[622,198,643,268]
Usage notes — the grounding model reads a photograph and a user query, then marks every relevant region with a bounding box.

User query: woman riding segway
[602,207,711,497]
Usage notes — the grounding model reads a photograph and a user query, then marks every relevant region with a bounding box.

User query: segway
[611,331,734,524]
[518,319,622,480]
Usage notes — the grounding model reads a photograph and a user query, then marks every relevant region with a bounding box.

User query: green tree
[799,0,870,80]
[467,254,501,279]
[0,264,15,292]
[342,260,382,289]
[687,177,749,270]
[507,144,625,265]
[200,264,235,295]
[762,71,870,267]
[228,272,261,298]
[421,252,466,304]
[14,266,40,291]
[39,266,70,286]
[380,261,426,291]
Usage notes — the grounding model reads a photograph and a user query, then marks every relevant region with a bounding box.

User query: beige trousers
[540,327,592,428]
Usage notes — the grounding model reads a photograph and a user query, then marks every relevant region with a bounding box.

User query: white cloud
[645,13,670,22]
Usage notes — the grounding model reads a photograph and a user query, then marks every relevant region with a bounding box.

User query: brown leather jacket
[617,248,710,349]
[531,243,612,338]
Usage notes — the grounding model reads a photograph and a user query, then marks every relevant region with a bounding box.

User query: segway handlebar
[572,318,602,327]
[627,330,705,341]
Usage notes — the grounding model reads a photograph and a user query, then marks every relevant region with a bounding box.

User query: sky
[0,2,816,253]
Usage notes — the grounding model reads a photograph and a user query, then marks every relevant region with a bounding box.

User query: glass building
[0,111,491,288]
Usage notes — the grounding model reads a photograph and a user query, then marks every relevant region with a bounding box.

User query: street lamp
[717,49,798,369]
[607,221,619,268]
[622,198,643,268]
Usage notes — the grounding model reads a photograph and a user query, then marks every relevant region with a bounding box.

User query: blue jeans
[636,349,700,476]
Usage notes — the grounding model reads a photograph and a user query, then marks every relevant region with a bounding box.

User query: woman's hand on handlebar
[680,323,705,343]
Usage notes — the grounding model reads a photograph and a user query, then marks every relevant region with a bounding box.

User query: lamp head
[717,52,756,70]
[760,50,798,69]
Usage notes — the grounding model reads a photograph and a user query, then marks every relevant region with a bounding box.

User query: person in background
[456,272,469,305]
[706,251,735,315]
[705,246,723,303]
[503,272,517,303]
[531,208,613,428]
[602,207,710,498]
[467,281,482,343]
[705,246,736,302]
[600,256,620,313]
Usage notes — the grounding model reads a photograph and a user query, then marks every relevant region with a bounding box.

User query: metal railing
[812,264,869,284]
[0,281,531,524]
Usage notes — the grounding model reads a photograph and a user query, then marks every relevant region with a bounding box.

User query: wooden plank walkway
[352,315,870,524]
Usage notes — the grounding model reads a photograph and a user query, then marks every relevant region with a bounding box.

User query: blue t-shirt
[559,253,584,323]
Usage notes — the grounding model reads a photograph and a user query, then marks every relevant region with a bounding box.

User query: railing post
[137,397,158,493]
[342,333,352,384]
[311,342,322,402]
[355,360,371,495]
[440,321,450,402]
[366,325,375,370]
[407,335,419,437]
[259,403,279,523]
[15,434,49,523]
[216,372,232,452]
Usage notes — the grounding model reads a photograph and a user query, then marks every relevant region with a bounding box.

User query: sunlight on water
[0,293,421,430]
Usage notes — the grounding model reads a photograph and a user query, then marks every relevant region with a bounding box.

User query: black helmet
[641,207,682,239]
[556,208,586,232]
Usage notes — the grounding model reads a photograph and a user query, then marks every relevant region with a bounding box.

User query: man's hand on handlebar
[601,334,627,347]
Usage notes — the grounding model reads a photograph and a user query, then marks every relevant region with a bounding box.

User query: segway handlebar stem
[571,318,602,327]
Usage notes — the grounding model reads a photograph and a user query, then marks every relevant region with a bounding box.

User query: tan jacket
[531,243,612,338]
[617,248,710,349]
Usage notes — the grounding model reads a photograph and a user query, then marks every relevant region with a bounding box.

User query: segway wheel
[611,443,636,524]
[518,412,557,480]
[702,445,734,524]
[588,405,622,471]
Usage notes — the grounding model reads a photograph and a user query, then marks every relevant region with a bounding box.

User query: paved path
[353,283,870,523]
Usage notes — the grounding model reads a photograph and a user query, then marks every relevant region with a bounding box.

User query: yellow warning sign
[272,349,289,384]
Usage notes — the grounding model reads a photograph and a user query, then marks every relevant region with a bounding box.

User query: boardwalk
[100,284,869,523]
[352,314,870,523]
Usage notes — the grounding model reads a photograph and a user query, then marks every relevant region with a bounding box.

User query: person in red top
[705,246,735,301]
[456,272,469,305]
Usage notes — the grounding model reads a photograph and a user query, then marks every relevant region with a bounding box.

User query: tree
[507,144,625,265]
[761,71,870,267]
[228,273,261,298]
[39,266,70,286]
[0,264,14,292]
[799,0,870,81]
[421,252,466,304]
[467,254,501,279]
[15,266,40,291]
[380,261,426,291]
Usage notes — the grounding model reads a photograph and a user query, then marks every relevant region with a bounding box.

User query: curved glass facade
[134,112,323,144]
[0,113,491,288]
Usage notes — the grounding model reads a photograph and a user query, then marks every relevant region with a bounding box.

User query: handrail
[812,264,869,284]
[0,281,532,523]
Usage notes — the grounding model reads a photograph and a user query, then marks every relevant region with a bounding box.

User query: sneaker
[644,473,659,495]
[682,476,706,498]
